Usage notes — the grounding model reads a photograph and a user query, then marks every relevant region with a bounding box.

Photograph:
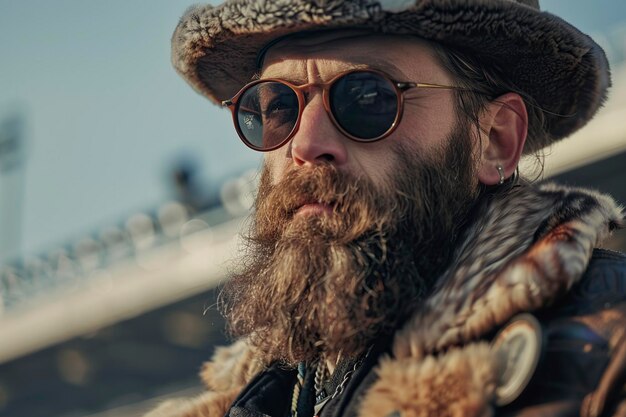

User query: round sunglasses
[222,69,458,152]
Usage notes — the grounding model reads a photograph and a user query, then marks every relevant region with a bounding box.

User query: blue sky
[0,0,625,257]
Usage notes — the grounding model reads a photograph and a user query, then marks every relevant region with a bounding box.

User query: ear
[476,92,528,185]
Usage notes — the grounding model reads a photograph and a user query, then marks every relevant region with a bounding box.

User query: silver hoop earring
[497,165,505,185]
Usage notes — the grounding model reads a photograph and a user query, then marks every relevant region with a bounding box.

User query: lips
[296,202,333,216]
[292,198,334,217]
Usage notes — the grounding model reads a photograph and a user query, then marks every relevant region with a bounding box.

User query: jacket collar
[358,182,623,417]
[393,182,623,360]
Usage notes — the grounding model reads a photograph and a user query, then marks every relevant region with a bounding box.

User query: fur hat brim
[171,0,610,153]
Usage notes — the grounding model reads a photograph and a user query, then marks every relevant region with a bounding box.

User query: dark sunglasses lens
[330,72,398,140]
[236,82,298,150]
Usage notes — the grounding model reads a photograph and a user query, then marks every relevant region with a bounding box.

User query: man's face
[261,32,471,190]
[219,33,484,364]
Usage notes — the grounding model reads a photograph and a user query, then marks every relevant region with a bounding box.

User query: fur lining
[366,183,624,417]
[144,389,241,417]
[200,339,264,392]
[393,183,624,360]
[393,183,624,358]
[359,343,498,417]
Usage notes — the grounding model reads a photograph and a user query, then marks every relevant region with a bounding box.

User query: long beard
[219,124,481,365]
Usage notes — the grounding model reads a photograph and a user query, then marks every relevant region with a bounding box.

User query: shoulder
[563,248,626,312]
[583,249,626,280]
[538,248,626,335]
[510,249,626,416]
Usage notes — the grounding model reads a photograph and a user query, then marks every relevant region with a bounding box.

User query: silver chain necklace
[312,348,372,416]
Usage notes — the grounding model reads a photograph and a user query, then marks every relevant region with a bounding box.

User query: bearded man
[148,1,626,416]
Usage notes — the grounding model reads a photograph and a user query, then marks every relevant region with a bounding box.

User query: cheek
[263,151,289,185]
[397,94,458,151]
[347,145,400,189]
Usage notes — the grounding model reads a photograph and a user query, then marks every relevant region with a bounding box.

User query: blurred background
[0,1,625,416]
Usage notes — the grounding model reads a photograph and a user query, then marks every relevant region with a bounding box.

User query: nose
[289,94,348,166]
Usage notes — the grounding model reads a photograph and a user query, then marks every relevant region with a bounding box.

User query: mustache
[254,163,391,243]
[256,164,356,215]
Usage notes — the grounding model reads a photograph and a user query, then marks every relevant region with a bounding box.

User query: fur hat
[171,0,610,153]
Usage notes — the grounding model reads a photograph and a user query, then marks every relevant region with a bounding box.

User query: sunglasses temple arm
[397,82,459,90]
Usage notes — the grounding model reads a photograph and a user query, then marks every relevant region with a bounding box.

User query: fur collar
[145,182,624,417]
[395,182,623,358]
[362,182,623,417]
